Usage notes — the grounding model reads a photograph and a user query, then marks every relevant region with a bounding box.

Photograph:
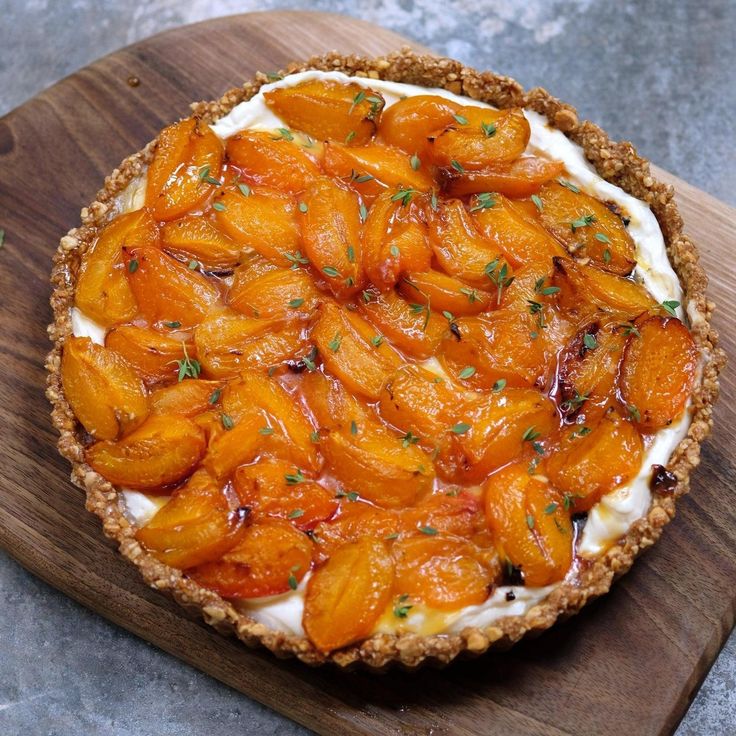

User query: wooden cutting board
[0,10,734,736]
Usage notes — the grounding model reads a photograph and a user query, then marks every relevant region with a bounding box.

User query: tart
[46,49,724,668]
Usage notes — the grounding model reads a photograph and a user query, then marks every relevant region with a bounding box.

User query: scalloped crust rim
[45,48,725,669]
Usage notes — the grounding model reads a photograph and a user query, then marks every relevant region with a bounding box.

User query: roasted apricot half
[264,79,385,146]
[161,216,242,271]
[378,94,461,154]
[484,462,573,587]
[618,315,698,431]
[304,538,394,652]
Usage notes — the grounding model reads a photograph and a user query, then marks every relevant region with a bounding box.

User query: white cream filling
[75,70,695,637]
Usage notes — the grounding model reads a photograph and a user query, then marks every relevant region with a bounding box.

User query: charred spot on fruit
[650,464,678,495]
[450,322,462,341]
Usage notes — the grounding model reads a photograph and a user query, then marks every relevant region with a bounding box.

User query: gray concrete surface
[1,1,734,734]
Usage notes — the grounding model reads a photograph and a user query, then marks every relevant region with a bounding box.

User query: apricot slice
[61,336,148,440]
[378,364,463,445]
[358,287,446,360]
[125,246,220,328]
[440,311,551,389]
[426,106,530,169]
[194,309,306,378]
[557,319,627,419]
[323,142,434,193]
[400,491,485,540]
[312,302,402,400]
[427,198,505,287]
[87,414,206,490]
[378,94,461,154]
[150,379,224,417]
[299,370,370,433]
[537,181,636,275]
[75,209,159,328]
[213,186,302,267]
[105,325,194,386]
[393,534,500,609]
[300,178,363,297]
[161,216,242,271]
[191,519,313,598]
[146,118,224,221]
[225,130,321,192]
[399,270,493,316]
[484,462,573,586]
[304,538,394,652]
[136,468,247,568]
[618,315,698,431]
[361,190,433,290]
[441,157,564,199]
[546,410,644,511]
[471,193,566,268]
[228,265,322,319]
[264,79,385,146]
[234,459,337,531]
[551,257,656,319]
[203,409,264,481]
[224,370,320,472]
[321,424,434,509]
[441,388,558,483]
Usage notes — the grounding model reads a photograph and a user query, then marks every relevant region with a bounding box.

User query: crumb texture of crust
[46,48,725,669]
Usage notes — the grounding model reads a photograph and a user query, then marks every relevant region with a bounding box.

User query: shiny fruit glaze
[64,78,698,652]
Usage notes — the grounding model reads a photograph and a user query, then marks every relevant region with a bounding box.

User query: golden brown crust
[46,48,725,668]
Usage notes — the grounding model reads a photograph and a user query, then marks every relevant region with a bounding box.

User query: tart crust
[46,49,725,668]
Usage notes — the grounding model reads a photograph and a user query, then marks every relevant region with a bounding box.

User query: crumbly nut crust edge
[45,48,725,669]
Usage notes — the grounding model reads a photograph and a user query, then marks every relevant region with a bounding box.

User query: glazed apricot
[546,410,644,511]
[484,462,573,586]
[399,270,493,316]
[136,469,247,568]
[440,311,551,389]
[378,94,461,154]
[321,423,434,509]
[61,336,148,440]
[557,319,628,419]
[145,118,224,221]
[224,370,320,472]
[298,370,370,433]
[234,459,337,531]
[552,257,656,319]
[194,309,306,378]
[150,379,224,417]
[264,79,385,146]
[471,193,566,268]
[191,519,313,598]
[358,288,446,360]
[87,414,206,490]
[441,156,564,199]
[427,198,505,287]
[202,409,263,481]
[400,491,485,539]
[322,142,434,193]
[75,209,158,327]
[304,538,394,652]
[105,325,194,386]
[300,178,363,298]
[537,181,636,275]
[441,388,558,483]
[426,106,530,169]
[228,265,322,319]
[225,130,321,193]
[378,364,463,445]
[213,186,302,266]
[161,216,242,271]
[619,315,698,431]
[361,191,433,290]
[393,534,500,609]
[312,302,402,400]
[125,246,220,329]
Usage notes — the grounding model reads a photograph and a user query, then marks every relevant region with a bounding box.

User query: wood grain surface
[0,10,734,736]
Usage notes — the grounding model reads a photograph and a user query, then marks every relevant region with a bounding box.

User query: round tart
[46,50,724,668]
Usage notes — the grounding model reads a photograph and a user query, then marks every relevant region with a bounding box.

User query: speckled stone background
[0,1,734,734]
